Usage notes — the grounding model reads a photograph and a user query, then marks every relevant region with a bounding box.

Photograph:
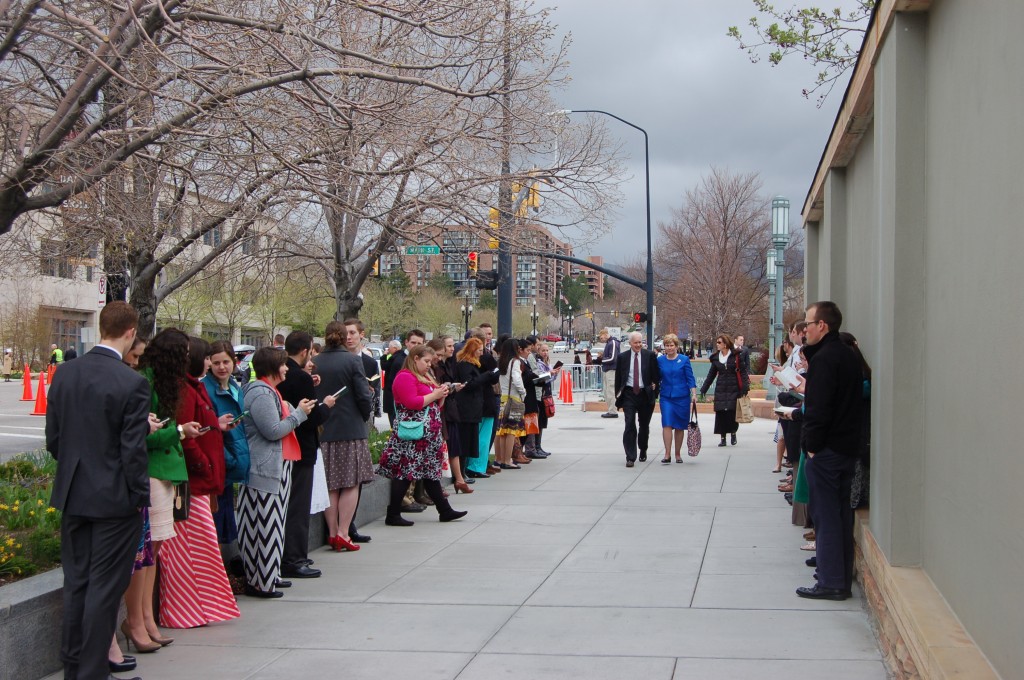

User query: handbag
[500,360,526,421]
[735,358,754,424]
[523,412,540,434]
[172,481,191,522]
[396,404,429,441]
[542,394,556,418]
[687,402,702,456]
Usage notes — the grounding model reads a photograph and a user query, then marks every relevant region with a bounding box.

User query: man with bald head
[613,332,661,467]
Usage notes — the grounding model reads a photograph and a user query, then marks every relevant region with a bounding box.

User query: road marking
[0,425,44,431]
[0,432,44,439]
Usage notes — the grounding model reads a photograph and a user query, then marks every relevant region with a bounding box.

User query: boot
[534,430,550,457]
[512,438,530,464]
[413,479,434,506]
[524,434,543,459]
[385,479,414,526]
[423,479,467,522]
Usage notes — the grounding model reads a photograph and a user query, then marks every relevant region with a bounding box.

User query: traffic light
[467,251,479,278]
[477,269,499,290]
[633,312,648,323]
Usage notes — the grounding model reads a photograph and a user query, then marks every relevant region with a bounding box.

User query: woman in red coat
[159,337,240,628]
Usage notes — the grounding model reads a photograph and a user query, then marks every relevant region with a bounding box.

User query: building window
[40,240,74,279]
[202,225,222,247]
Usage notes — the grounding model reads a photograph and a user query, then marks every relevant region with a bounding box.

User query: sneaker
[601,413,619,418]
[402,502,427,513]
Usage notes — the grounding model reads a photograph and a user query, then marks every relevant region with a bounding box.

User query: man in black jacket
[47,302,151,680]
[278,330,336,579]
[614,332,661,467]
[796,301,864,601]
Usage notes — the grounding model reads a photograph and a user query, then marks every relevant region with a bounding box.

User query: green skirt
[793,450,810,505]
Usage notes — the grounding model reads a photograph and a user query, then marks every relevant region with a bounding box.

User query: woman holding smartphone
[160,337,239,627]
[239,347,315,597]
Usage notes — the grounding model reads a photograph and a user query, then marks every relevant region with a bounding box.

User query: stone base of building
[855,511,1000,679]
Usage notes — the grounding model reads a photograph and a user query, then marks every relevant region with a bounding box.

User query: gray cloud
[544,0,858,265]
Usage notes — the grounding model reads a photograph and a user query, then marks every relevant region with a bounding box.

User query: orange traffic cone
[561,370,574,405]
[48,364,56,381]
[20,366,33,401]
[31,371,47,416]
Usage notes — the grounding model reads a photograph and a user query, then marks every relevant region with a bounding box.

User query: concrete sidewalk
[46,408,886,680]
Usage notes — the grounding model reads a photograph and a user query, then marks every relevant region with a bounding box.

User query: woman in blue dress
[657,334,697,463]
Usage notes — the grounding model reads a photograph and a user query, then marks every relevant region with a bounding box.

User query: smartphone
[235,410,250,420]
[156,417,170,426]
[366,374,380,382]
[197,425,212,433]
[330,386,347,399]
[552,361,564,370]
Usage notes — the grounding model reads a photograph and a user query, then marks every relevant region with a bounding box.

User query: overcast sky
[542,0,861,265]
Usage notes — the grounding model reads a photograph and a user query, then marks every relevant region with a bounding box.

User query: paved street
[43,404,886,680]
[0,379,46,461]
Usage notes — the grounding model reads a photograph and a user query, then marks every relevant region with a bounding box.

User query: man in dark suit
[381,330,425,426]
[278,330,336,579]
[614,332,661,467]
[46,302,150,680]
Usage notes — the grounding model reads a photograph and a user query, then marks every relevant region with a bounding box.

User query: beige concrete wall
[805,3,1024,675]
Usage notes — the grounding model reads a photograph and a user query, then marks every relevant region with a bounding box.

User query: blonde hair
[661,333,680,348]
[403,345,439,386]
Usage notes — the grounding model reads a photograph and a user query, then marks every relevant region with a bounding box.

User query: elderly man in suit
[614,332,661,467]
[47,301,150,680]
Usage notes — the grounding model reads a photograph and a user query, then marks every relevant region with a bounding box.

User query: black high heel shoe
[109,657,138,673]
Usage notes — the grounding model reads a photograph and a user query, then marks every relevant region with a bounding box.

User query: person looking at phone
[238,348,315,598]
[312,321,374,552]
[160,337,239,627]
[278,330,336,577]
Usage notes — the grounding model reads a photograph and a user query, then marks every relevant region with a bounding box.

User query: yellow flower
[4,538,13,547]
[46,507,56,514]
[37,499,44,506]
[0,504,9,510]
[28,510,35,516]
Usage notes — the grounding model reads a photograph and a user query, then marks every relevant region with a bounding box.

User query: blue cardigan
[202,373,251,485]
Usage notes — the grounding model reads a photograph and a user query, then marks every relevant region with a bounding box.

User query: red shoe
[335,536,360,552]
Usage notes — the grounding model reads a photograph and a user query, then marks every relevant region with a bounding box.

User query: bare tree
[655,167,773,342]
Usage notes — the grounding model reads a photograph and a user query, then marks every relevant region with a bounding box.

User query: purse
[687,402,702,457]
[172,481,191,521]
[542,394,556,418]
[523,412,540,434]
[396,404,429,441]
[501,361,526,421]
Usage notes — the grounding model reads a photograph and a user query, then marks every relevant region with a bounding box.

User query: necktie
[633,352,641,394]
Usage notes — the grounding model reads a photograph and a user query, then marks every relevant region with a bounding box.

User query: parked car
[574,341,591,353]
[543,334,562,342]
[552,341,569,354]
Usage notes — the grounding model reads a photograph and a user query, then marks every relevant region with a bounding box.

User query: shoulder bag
[396,396,430,441]
[501,360,526,421]
[687,402,702,456]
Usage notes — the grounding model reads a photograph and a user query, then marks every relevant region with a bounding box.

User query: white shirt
[625,350,643,387]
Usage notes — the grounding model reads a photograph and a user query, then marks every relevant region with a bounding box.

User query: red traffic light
[467,251,479,276]
[633,312,648,323]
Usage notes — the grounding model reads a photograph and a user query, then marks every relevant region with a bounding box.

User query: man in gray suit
[47,301,151,680]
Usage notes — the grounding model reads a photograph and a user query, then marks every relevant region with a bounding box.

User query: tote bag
[687,402,702,456]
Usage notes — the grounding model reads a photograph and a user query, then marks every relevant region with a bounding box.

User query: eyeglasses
[715,340,724,345]
[804,319,822,326]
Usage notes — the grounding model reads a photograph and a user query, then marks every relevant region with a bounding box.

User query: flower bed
[0,451,61,586]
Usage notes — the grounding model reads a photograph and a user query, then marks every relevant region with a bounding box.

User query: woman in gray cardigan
[238,348,314,598]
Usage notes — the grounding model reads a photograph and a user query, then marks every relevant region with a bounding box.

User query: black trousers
[805,448,856,591]
[283,459,314,569]
[782,417,803,466]
[60,512,141,680]
[620,390,654,461]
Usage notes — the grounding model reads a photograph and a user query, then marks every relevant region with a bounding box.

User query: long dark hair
[139,328,189,418]
[498,338,521,373]
[187,336,211,378]
[839,332,871,380]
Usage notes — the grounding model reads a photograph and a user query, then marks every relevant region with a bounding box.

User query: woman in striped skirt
[160,337,240,627]
[239,348,314,598]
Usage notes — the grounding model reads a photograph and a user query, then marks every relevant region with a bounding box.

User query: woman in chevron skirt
[239,348,314,598]
[160,337,240,627]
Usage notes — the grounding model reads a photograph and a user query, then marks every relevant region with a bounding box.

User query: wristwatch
[176,424,185,441]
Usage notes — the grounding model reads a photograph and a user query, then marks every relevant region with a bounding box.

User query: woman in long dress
[160,337,240,627]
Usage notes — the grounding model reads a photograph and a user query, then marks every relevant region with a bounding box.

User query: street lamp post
[567,305,573,344]
[532,299,538,335]
[558,109,654,348]
[461,290,474,337]
[771,197,791,353]
[766,249,777,359]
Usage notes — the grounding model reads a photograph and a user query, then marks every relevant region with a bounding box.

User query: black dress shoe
[244,584,284,598]
[638,453,647,462]
[805,556,817,567]
[350,531,371,543]
[601,412,619,418]
[718,439,727,447]
[282,565,322,578]
[731,433,737,446]
[275,579,292,588]
[109,657,137,673]
[107,675,142,680]
[795,584,849,600]
[625,461,635,468]
[467,470,491,479]
[402,502,427,513]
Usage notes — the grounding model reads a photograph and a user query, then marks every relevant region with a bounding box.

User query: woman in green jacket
[121,329,201,653]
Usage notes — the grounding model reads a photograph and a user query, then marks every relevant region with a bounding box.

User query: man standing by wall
[599,330,620,418]
[279,331,336,579]
[796,301,863,601]
[46,301,151,680]
[614,332,661,467]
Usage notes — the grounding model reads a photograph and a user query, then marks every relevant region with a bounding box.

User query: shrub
[0,451,60,584]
